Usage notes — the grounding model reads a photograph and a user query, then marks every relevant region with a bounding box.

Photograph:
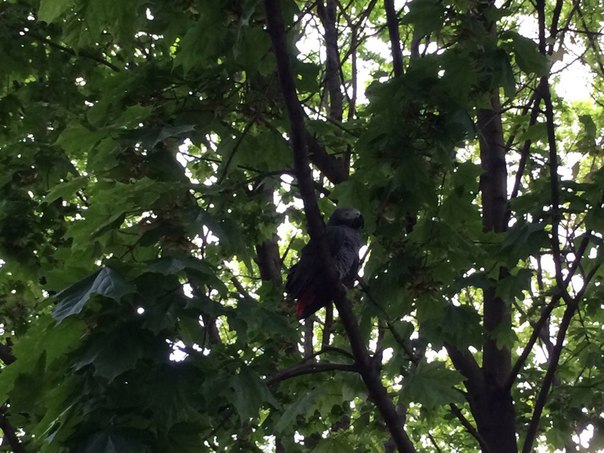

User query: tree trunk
[475,90,517,453]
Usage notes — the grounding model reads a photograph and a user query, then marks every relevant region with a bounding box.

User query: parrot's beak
[357,214,365,229]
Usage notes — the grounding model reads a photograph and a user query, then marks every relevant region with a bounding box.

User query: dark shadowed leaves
[230,367,280,422]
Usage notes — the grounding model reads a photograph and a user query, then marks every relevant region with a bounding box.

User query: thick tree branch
[445,344,485,394]
[384,0,403,77]
[255,235,282,286]
[316,0,344,121]
[264,2,416,451]
[306,133,349,184]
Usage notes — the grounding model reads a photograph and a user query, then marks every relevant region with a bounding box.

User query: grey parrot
[286,208,364,319]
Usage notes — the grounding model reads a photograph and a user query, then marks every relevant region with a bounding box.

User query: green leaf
[74,328,149,382]
[442,51,476,104]
[38,0,73,23]
[401,361,464,409]
[90,213,126,238]
[505,31,548,75]
[579,114,597,139]
[174,4,227,74]
[296,62,321,94]
[493,48,516,98]
[274,390,318,433]
[56,123,106,158]
[500,221,548,263]
[44,176,88,203]
[521,122,548,142]
[53,268,136,322]
[229,367,279,421]
[312,436,355,453]
[0,317,85,401]
[422,304,482,348]
[401,0,445,37]
[495,268,533,301]
[490,321,518,350]
[166,423,204,452]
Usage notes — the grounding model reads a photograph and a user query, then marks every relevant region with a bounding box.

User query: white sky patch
[182,283,194,298]
[382,347,394,363]
[572,424,596,450]
[555,60,593,102]
[177,139,201,184]
[537,424,600,452]
[517,15,594,103]
[169,340,188,362]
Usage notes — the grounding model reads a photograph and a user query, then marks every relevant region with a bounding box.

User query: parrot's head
[328,208,364,229]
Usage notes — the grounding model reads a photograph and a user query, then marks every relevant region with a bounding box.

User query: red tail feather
[295,291,316,319]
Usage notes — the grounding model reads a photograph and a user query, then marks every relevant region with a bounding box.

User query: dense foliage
[0,0,603,451]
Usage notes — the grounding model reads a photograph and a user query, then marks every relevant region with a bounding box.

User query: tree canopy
[0,0,603,451]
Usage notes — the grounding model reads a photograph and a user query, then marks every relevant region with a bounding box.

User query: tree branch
[0,407,26,453]
[521,302,577,453]
[316,0,344,121]
[537,0,573,306]
[506,81,545,218]
[266,362,357,385]
[384,0,403,77]
[507,231,593,389]
[0,341,15,365]
[264,2,416,451]
[449,403,491,453]
[306,132,349,183]
[19,27,121,72]
[445,343,485,394]
[506,295,560,390]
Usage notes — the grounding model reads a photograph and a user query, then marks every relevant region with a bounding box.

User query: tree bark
[475,75,517,453]
[317,0,343,121]
[255,235,282,286]
[384,0,403,77]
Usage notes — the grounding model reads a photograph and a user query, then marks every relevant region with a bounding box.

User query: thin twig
[20,28,120,72]
[449,404,491,453]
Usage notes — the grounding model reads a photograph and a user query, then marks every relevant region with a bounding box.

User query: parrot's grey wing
[285,240,321,297]
[287,226,362,297]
